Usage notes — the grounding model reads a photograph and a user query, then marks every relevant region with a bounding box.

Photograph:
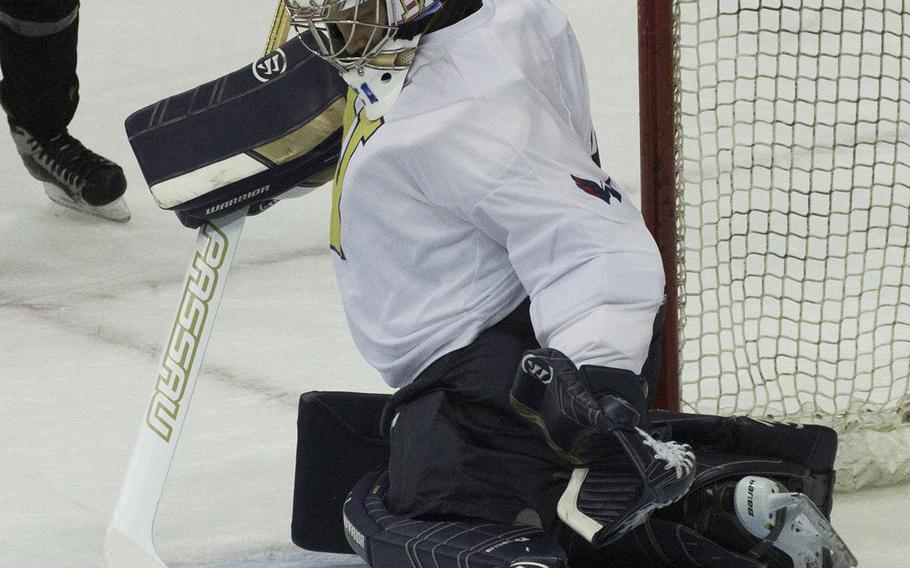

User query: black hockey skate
[510,349,696,548]
[8,119,129,222]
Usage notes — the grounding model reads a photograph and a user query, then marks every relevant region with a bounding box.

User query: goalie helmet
[285,0,444,119]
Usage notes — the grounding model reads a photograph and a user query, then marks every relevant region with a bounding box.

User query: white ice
[0,1,907,566]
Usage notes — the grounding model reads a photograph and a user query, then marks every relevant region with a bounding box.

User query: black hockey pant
[0,0,79,138]
[383,299,567,529]
[383,298,664,528]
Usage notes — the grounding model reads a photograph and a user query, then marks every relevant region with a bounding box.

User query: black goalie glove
[510,348,696,548]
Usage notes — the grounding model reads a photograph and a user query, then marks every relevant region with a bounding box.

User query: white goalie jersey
[330,0,665,388]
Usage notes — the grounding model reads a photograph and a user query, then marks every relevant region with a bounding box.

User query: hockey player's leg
[0,0,80,138]
[375,300,566,530]
[8,120,130,221]
[0,0,129,221]
[510,348,696,548]
[351,301,575,563]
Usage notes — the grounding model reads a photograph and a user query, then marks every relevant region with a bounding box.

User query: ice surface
[0,1,906,567]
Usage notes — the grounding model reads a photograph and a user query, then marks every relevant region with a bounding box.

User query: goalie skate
[734,476,858,568]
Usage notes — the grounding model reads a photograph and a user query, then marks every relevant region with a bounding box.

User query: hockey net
[639,0,910,491]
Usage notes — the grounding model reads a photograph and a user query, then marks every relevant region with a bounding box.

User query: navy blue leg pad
[344,472,568,568]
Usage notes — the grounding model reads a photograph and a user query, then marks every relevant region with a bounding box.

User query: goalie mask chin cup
[286,0,443,119]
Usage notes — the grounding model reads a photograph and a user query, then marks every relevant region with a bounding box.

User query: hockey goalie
[123,0,859,566]
[274,0,857,567]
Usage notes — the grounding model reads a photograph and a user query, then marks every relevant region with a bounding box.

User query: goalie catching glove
[124,34,345,228]
[510,348,696,547]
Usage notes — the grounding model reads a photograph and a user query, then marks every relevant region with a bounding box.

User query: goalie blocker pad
[124,34,345,221]
[291,392,838,567]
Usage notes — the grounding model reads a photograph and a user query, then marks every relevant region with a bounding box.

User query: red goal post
[639,0,681,412]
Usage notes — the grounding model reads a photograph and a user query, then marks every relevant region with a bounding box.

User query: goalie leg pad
[344,471,569,568]
[291,391,391,553]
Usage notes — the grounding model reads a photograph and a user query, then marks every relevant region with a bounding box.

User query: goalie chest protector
[124,35,346,220]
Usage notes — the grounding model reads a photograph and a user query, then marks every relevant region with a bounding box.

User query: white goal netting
[671,0,910,490]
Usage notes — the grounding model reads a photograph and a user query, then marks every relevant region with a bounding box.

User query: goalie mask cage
[638,0,910,491]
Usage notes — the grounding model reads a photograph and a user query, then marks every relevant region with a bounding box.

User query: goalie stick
[103,5,291,567]
[103,210,246,568]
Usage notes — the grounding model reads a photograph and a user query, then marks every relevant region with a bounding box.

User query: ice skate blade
[43,183,131,222]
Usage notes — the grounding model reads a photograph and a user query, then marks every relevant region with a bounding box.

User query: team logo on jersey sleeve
[571,174,623,205]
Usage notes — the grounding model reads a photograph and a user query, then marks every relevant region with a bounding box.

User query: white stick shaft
[104,211,246,567]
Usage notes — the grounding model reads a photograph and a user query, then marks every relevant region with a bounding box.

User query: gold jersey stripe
[330,90,384,258]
